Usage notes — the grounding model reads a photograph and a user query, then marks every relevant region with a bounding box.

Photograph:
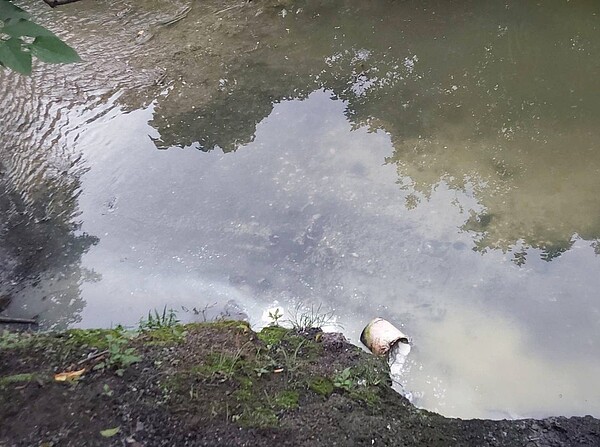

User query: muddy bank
[1,322,598,446]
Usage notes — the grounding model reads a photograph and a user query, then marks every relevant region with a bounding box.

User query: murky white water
[2,0,600,420]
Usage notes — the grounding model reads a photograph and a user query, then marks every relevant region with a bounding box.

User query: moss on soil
[256,325,290,345]
[1,322,599,446]
[309,376,334,396]
[0,373,38,388]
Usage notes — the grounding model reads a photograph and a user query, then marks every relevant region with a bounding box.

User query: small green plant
[274,390,299,409]
[353,362,386,387]
[276,339,305,380]
[139,307,187,344]
[309,376,334,396]
[139,306,179,330]
[93,332,141,376]
[286,303,338,331]
[267,307,283,326]
[0,0,81,75]
[214,352,240,380]
[253,366,270,378]
[252,346,278,377]
[333,367,354,391]
[205,343,249,382]
[102,384,113,397]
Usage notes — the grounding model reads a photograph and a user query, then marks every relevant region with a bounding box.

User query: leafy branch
[0,0,80,74]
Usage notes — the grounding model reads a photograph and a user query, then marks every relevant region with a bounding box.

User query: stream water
[1,0,599,419]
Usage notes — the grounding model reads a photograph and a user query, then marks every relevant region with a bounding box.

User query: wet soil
[1,322,599,446]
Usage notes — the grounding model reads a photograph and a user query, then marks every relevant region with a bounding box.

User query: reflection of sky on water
[58,91,600,418]
[1,0,599,422]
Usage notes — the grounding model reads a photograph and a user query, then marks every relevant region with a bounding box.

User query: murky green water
[1,0,599,419]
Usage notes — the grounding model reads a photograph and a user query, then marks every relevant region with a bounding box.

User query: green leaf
[30,36,80,64]
[2,19,57,38]
[100,426,120,437]
[0,37,31,74]
[0,0,29,21]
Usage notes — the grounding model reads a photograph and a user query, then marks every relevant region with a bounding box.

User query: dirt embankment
[1,322,599,446]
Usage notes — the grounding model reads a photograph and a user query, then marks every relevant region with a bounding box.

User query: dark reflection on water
[0,160,98,327]
[146,0,600,262]
[0,0,177,325]
[0,69,101,327]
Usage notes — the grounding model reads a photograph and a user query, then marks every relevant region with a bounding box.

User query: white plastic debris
[360,317,410,356]
[361,317,412,398]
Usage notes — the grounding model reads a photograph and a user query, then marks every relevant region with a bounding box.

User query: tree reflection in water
[146,0,600,263]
